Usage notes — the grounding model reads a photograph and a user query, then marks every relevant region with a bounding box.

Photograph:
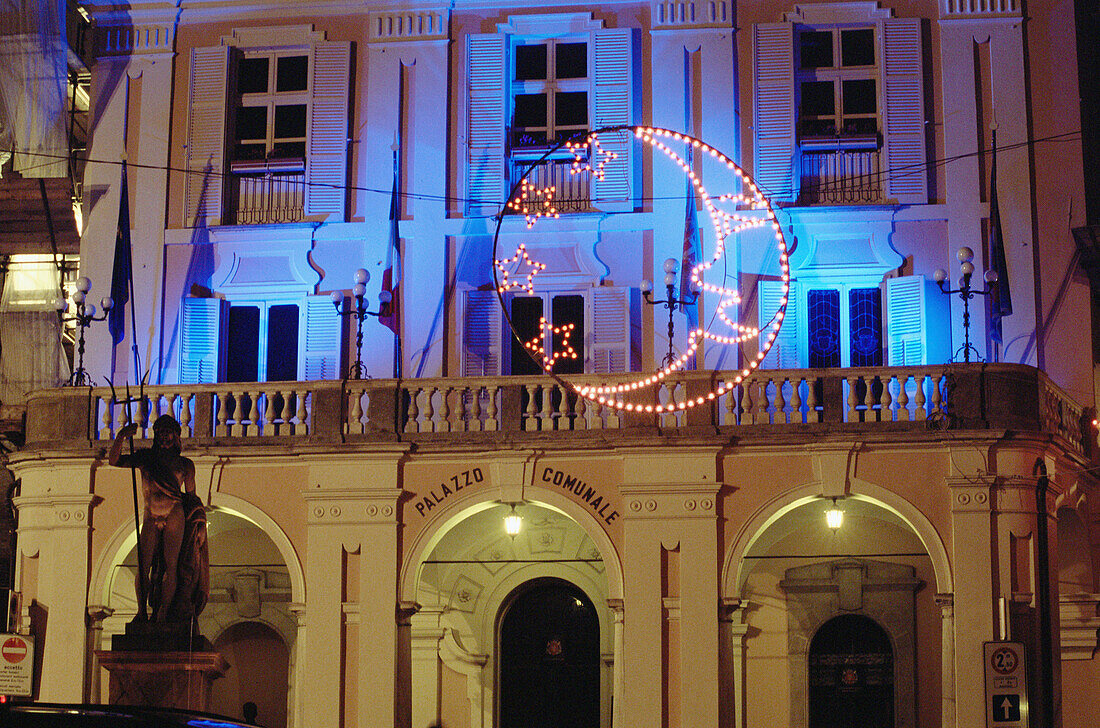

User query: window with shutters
[753,8,926,206]
[760,275,947,369]
[179,294,341,384]
[466,15,635,216]
[461,285,637,376]
[184,29,350,227]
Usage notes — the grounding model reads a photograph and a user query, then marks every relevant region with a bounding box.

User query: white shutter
[302,295,342,380]
[462,290,503,376]
[466,35,507,216]
[886,275,949,365]
[590,286,632,373]
[592,29,635,212]
[305,42,351,220]
[881,19,927,204]
[753,24,796,204]
[180,297,224,383]
[185,46,230,227]
[759,279,800,368]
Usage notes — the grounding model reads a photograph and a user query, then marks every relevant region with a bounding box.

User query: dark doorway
[808,613,894,728]
[499,579,600,728]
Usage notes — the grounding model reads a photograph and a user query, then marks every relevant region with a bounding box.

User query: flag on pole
[988,129,1012,343]
[378,148,401,335]
[108,162,132,346]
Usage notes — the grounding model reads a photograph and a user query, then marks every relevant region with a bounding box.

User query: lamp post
[642,258,700,367]
[55,276,113,386]
[330,268,392,379]
[933,246,998,363]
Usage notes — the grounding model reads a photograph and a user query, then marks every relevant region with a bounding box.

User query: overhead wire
[5,127,1084,212]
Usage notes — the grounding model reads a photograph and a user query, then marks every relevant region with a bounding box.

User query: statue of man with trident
[109,415,209,624]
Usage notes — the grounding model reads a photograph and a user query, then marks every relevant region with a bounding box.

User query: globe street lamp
[642,258,701,368]
[933,246,998,363]
[330,268,392,379]
[56,276,113,386]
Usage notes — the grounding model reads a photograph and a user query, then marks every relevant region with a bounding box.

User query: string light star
[495,243,547,295]
[523,318,578,371]
[506,181,560,229]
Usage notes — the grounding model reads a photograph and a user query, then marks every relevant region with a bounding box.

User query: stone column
[409,608,444,728]
[935,593,956,728]
[11,461,96,702]
[608,599,624,728]
[719,598,750,728]
[948,476,996,727]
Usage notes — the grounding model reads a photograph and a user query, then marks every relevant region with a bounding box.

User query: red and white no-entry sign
[2,636,27,664]
[0,633,34,696]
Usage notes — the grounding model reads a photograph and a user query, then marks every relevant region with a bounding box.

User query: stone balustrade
[20,363,1095,457]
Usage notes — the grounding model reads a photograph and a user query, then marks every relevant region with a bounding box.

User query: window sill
[230,158,306,174]
[799,135,879,151]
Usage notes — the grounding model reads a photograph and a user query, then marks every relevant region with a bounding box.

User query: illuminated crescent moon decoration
[492,126,790,414]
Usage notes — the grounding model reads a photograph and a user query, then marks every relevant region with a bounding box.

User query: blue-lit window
[808,289,841,368]
[849,287,882,366]
[806,286,882,368]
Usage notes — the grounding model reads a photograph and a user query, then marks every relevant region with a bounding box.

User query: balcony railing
[508,156,593,214]
[799,146,884,205]
[227,166,305,225]
[21,364,1094,459]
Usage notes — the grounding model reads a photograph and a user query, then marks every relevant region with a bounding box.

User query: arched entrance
[211,621,290,727]
[498,579,600,728]
[809,614,894,728]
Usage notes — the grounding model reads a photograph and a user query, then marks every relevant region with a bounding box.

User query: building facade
[5,0,1099,726]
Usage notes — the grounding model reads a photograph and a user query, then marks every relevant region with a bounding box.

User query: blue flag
[988,130,1012,343]
[108,163,132,346]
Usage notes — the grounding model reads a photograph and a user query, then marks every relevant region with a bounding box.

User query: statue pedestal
[95,650,228,711]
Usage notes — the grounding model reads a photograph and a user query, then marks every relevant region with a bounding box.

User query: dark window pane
[276,55,308,92]
[849,288,883,366]
[238,57,270,94]
[271,141,306,159]
[808,289,841,368]
[267,304,299,381]
[515,44,547,81]
[514,93,547,127]
[842,79,877,115]
[799,31,833,69]
[555,92,588,127]
[235,106,267,141]
[552,294,584,375]
[510,296,544,375]
[274,104,307,138]
[800,81,835,117]
[233,142,267,161]
[227,306,260,382]
[842,117,879,136]
[841,29,875,67]
[556,42,587,79]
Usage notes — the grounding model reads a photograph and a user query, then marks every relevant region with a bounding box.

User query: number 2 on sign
[991,647,1018,675]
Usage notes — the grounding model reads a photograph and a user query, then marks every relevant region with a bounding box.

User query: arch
[211,620,291,728]
[721,479,953,599]
[807,614,895,728]
[89,492,305,610]
[400,484,625,603]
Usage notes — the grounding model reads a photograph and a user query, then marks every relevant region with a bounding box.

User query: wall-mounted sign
[541,467,619,526]
[413,468,486,517]
[0,633,33,697]
[984,641,1028,727]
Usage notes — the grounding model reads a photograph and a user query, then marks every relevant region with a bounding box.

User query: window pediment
[496,13,604,36]
[783,2,893,24]
[221,25,324,48]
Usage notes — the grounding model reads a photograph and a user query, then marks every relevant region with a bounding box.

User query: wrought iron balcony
[507,155,593,214]
[227,161,305,225]
[798,142,884,205]
[19,364,1095,460]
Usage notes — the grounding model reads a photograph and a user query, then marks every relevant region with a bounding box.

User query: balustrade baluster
[911,376,926,420]
[524,385,538,430]
[438,387,451,433]
[540,385,553,431]
[405,387,420,433]
[296,390,309,434]
[863,377,877,420]
[931,377,943,416]
[753,380,768,425]
[846,376,859,422]
[246,391,261,437]
[740,382,753,425]
[100,395,114,440]
[893,376,908,421]
[263,391,277,435]
[772,379,788,424]
[789,379,802,424]
[177,394,192,437]
[485,386,499,431]
[348,388,363,435]
[215,394,228,437]
[467,387,481,432]
[576,395,590,430]
[880,377,894,422]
